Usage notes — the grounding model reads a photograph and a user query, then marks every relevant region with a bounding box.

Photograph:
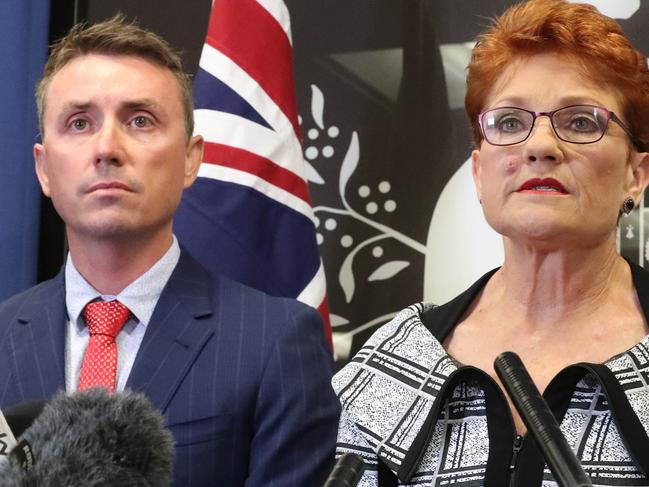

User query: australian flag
[174,0,331,340]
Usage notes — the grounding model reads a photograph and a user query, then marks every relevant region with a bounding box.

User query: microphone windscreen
[0,388,174,487]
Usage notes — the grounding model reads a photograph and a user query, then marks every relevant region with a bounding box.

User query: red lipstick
[517,178,567,194]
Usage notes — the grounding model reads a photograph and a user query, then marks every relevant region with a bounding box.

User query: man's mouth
[517,178,568,194]
[86,181,132,193]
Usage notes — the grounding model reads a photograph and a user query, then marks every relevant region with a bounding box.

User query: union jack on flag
[173,0,331,341]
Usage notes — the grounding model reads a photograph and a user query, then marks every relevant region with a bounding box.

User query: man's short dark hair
[36,14,194,139]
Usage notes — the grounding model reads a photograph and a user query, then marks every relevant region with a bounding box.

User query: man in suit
[0,16,339,486]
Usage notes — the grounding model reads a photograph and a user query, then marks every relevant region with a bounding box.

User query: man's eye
[71,119,88,130]
[132,116,151,128]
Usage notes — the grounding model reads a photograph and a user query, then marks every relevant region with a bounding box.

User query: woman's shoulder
[332,303,462,475]
[332,267,499,397]
[332,302,459,404]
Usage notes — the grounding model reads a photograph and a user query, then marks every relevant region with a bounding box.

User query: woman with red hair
[333,1,649,485]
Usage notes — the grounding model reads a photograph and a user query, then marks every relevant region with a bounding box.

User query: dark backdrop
[42,0,649,361]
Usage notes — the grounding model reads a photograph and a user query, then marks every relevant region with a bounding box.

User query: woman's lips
[517,178,568,194]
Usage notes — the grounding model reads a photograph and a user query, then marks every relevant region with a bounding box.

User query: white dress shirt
[64,236,181,392]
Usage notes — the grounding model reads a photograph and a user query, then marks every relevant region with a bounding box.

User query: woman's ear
[626,150,649,203]
[471,149,483,202]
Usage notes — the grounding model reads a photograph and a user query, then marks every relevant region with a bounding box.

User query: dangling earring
[622,197,635,215]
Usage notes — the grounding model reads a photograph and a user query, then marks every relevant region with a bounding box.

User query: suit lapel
[9,273,67,400]
[126,250,215,413]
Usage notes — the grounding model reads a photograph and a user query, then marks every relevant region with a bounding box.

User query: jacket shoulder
[0,275,63,320]
[174,249,324,335]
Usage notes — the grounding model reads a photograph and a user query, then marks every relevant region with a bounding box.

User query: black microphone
[0,399,47,467]
[494,351,592,487]
[323,453,365,487]
[0,388,174,487]
[3,400,47,438]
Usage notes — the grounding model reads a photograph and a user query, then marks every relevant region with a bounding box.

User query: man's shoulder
[219,271,313,313]
[0,275,64,344]
[0,274,63,316]
[173,249,322,330]
[215,273,323,339]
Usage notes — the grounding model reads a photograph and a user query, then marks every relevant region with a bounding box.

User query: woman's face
[472,53,649,248]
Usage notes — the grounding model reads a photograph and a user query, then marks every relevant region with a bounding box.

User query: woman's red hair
[465,0,649,150]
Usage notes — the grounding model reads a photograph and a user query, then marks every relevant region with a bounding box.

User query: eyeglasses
[478,104,640,149]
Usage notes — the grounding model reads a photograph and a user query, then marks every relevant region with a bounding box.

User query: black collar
[421,259,649,342]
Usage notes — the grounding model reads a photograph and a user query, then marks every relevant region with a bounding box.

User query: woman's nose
[522,116,563,164]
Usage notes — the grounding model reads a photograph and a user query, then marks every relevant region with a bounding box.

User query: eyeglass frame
[477,104,643,151]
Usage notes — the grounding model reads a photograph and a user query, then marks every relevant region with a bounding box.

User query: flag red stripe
[202,141,310,203]
[317,297,332,346]
[207,0,301,139]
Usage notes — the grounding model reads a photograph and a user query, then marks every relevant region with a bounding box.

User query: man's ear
[626,150,649,204]
[33,143,51,197]
[183,135,203,188]
[471,149,483,202]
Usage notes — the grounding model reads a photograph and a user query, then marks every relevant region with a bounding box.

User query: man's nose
[94,120,123,165]
[522,116,563,164]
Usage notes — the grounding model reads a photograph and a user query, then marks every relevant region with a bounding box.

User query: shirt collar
[65,236,181,329]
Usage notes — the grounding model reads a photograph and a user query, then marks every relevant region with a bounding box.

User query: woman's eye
[499,117,523,132]
[570,117,597,132]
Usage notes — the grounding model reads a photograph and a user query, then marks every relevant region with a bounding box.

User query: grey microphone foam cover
[0,388,174,487]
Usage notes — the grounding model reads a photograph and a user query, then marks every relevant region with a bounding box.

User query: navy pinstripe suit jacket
[0,249,340,486]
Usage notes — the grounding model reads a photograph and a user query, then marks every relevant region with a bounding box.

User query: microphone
[3,399,47,438]
[0,400,46,467]
[0,388,174,487]
[323,453,365,487]
[494,351,593,487]
[0,413,16,464]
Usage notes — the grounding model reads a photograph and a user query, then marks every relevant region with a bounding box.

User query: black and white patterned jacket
[333,265,649,486]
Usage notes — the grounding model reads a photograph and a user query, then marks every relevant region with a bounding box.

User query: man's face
[34,54,202,244]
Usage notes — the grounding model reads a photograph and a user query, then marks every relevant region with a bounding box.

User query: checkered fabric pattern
[333,303,649,486]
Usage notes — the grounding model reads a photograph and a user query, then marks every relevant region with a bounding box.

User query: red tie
[78,300,131,393]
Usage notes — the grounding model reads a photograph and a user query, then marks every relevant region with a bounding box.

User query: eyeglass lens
[481,105,609,145]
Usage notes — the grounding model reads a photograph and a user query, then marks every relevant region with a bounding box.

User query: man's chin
[83,225,138,240]
[69,220,146,242]
[64,212,174,244]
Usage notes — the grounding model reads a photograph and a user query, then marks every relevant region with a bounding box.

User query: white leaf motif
[310,84,325,129]
[332,332,354,361]
[339,131,359,198]
[368,261,410,282]
[339,251,356,303]
[329,314,350,328]
[303,160,325,184]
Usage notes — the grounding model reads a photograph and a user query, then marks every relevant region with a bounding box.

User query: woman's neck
[491,236,628,328]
